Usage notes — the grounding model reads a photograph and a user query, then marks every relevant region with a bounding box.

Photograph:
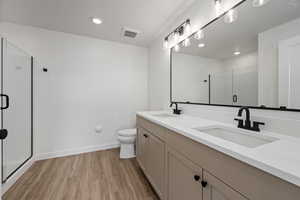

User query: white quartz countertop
[137,111,300,187]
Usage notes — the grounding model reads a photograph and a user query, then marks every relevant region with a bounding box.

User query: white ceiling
[0,0,195,47]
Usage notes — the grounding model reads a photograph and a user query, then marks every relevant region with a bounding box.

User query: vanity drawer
[137,116,167,141]
[164,127,300,200]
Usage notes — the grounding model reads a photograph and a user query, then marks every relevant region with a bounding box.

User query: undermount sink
[152,113,177,118]
[194,126,279,148]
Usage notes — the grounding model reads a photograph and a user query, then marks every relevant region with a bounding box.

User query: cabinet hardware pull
[201,181,208,188]
[0,129,8,140]
[194,175,200,181]
[143,134,148,138]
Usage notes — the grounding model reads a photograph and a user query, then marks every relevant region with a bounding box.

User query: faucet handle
[234,117,244,128]
[252,121,265,132]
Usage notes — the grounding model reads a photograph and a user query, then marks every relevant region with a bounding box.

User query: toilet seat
[118,129,136,137]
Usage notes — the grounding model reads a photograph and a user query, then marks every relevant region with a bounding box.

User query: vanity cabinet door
[136,128,148,171]
[147,132,165,198]
[203,171,248,200]
[167,148,203,200]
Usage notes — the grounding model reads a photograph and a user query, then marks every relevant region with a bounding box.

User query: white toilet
[118,128,137,159]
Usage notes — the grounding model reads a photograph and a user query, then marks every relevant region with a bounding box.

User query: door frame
[0,38,34,184]
[278,35,300,108]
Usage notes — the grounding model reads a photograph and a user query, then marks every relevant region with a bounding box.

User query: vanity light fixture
[234,51,241,55]
[185,20,192,35]
[198,43,206,48]
[173,31,180,43]
[164,37,169,49]
[224,9,238,23]
[215,0,223,16]
[91,17,102,25]
[163,19,191,49]
[194,29,204,40]
[252,0,271,7]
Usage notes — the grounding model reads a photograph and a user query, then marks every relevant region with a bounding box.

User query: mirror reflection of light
[224,9,238,23]
[215,0,223,16]
[174,44,180,52]
[174,31,180,43]
[183,38,191,47]
[163,38,169,49]
[91,17,102,25]
[185,22,192,35]
[198,43,206,48]
[194,29,204,40]
[252,0,271,7]
[234,51,241,55]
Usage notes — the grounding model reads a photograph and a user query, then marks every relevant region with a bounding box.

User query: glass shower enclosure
[0,37,33,183]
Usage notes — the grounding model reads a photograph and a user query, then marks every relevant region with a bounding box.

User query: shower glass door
[1,38,33,183]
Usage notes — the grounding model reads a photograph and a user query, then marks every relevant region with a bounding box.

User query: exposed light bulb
[224,9,238,24]
[215,0,222,16]
[183,38,191,47]
[164,38,169,49]
[174,44,180,52]
[198,43,206,48]
[185,20,192,35]
[174,31,180,43]
[252,0,271,7]
[194,29,204,40]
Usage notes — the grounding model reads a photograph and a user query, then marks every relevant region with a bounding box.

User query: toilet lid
[118,129,137,137]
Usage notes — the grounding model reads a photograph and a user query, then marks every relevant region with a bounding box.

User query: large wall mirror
[171,0,300,111]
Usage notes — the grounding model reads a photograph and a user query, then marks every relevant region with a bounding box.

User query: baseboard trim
[2,157,35,195]
[36,143,120,161]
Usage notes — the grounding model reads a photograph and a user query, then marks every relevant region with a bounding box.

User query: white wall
[148,0,300,138]
[0,22,148,157]
[258,17,300,107]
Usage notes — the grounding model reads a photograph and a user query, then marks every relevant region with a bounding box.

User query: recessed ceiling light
[234,51,241,55]
[91,17,102,25]
[198,43,205,48]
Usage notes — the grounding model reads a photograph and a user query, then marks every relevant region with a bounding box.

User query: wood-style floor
[3,148,159,200]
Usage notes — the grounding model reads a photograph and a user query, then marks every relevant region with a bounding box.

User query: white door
[232,69,258,106]
[210,71,233,105]
[1,39,32,184]
[279,35,300,109]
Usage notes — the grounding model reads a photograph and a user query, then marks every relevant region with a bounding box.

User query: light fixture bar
[163,19,191,49]
[165,19,191,39]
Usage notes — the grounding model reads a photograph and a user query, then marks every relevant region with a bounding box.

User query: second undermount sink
[194,126,279,148]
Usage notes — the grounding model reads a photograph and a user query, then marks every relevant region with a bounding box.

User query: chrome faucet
[234,107,265,132]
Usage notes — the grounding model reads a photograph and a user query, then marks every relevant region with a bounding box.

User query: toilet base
[120,143,136,159]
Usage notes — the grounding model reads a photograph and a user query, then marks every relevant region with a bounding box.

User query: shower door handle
[0,129,8,140]
[0,94,9,110]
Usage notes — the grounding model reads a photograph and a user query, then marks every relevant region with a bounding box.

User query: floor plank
[3,148,159,200]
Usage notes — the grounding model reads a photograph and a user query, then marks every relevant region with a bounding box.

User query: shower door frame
[0,38,34,184]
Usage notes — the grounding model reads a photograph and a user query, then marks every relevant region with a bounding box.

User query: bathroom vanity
[136,112,300,200]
